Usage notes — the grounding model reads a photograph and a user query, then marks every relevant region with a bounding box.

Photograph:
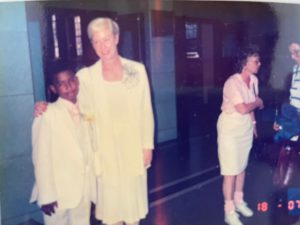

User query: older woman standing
[217,46,264,225]
[77,18,154,225]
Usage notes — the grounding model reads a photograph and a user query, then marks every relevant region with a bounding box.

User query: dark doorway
[175,16,223,139]
[116,13,145,63]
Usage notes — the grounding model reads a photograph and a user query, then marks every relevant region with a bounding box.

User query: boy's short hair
[47,62,76,86]
[46,62,77,102]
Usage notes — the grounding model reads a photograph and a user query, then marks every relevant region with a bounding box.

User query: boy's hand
[33,101,48,117]
[144,149,153,169]
[41,201,58,216]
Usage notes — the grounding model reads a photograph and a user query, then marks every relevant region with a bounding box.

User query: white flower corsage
[81,113,96,124]
[122,63,139,89]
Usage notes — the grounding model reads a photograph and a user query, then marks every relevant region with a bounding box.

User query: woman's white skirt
[217,112,254,175]
[95,174,148,224]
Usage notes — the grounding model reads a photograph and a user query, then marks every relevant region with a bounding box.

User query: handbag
[272,142,298,187]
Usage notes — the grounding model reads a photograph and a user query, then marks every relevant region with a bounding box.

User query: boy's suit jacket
[30,98,96,209]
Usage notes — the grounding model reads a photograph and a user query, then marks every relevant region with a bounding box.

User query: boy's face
[50,71,79,104]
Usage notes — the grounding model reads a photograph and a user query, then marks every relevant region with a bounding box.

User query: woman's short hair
[87,17,120,40]
[235,44,260,73]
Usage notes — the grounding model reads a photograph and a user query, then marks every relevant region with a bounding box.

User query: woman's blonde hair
[87,17,120,40]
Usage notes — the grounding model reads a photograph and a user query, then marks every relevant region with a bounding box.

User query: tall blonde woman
[217,46,264,225]
[35,18,154,225]
[77,18,154,225]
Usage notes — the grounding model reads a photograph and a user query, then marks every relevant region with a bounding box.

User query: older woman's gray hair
[87,17,120,40]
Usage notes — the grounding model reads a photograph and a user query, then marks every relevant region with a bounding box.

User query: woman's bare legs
[223,175,236,201]
[234,171,245,204]
[223,175,236,213]
[235,171,245,194]
[234,171,253,217]
[223,173,244,225]
[223,171,245,202]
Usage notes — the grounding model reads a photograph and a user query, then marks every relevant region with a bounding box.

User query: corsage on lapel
[81,113,96,124]
[122,63,139,89]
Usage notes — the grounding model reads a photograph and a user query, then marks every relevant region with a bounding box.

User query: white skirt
[95,174,148,224]
[217,112,253,175]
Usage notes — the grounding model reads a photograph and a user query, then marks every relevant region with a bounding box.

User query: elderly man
[273,42,300,141]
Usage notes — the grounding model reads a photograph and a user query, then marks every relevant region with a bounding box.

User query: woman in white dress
[79,18,154,225]
[217,46,264,225]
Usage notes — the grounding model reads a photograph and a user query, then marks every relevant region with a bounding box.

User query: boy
[30,65,96,225]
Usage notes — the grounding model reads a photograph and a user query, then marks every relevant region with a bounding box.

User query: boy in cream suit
[30,65,96,225]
